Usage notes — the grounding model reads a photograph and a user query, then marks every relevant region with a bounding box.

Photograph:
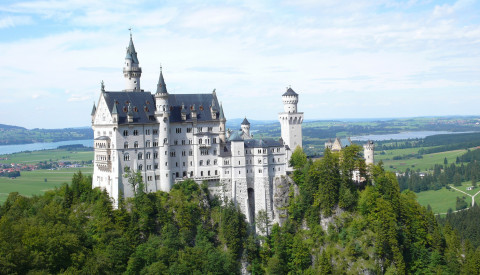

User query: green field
[415,181,477,214]
[379,149,467,172]
[0,149,93,164]
[0,167,93,204]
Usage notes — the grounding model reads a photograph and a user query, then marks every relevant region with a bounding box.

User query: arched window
[134,141,139,148]
[138,153,143,160]
[124,153,130,161]
[146,152,151,159]
[124,142,128,149]
[138,164,143,171]
[146,140,151,147]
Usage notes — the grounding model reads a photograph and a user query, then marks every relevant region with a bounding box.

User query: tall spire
[112,100,118,114]
[156,66,168,94]
[219,103,225,120]
[125,31,139,64]
[91,102,96,116]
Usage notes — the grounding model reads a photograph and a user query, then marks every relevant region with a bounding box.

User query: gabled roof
[282,87,298,97]
[241,117,250,125]
[125,34,139,64]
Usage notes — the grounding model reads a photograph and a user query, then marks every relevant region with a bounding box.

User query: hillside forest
[1,146,480,274]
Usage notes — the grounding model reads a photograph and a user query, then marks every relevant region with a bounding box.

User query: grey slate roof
[102,91,221,124]
[241,117,250,125]
[168,93,220,123]
[282,87,298,97]
[244,139,282,148]
[228,131,243,141]
[125,35,139,64]
[102,91,156,124]
[339,138,352,148]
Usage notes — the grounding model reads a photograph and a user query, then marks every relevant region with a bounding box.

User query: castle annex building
[91,35,303,225]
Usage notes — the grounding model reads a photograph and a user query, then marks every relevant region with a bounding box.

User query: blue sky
[0,0,479,128]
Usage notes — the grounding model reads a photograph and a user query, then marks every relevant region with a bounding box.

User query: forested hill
[0,125,93,145]
[1,146,480,273]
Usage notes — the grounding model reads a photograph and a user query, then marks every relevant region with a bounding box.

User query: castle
[91,34,303,226]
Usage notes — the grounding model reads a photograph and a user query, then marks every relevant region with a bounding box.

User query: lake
[0,139,93,155]
[351,131,474,142]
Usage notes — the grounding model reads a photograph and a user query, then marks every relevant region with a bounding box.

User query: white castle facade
[91,35,303,225]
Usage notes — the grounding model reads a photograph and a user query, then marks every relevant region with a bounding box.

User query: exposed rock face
[273,175,294,226]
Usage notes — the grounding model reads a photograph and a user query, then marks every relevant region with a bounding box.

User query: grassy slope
[0,150,93,164]
[0,167,93,204]
[415,181,477,214]
[378,148,467,172]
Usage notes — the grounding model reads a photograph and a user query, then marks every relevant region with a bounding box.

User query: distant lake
[0,139,93,155]
[351,131,475,142]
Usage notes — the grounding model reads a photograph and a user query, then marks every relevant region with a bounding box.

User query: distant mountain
[0,125,93,146]
[0,124,27,130]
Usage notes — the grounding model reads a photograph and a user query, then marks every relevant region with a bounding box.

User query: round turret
[363,140,375,165]
[282,87,298,113]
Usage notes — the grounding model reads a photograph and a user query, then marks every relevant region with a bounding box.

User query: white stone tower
[123,33,142,91]
[279,87,303,152]
[363,140,375,165]
[219,103,226,143]
[241,117,250,137]
[154,67,172,191]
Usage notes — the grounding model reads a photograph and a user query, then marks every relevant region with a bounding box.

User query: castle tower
[278,87,303,152]
[123,33,142,91]
[154,66,171,191]
[219,103,226,143]
[363,140,375,165]
[241,117,250,137]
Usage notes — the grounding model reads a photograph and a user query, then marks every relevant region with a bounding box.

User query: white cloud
[0,15,32,28]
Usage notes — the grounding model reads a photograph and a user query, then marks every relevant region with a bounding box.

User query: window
[215,170,218,175]
[182,151,186,156]
[213,138,217,144]
[213,149,217,155]
[146,129,151,135]
[199,139,202,144]
[197,127,202,132]
[207,160,210,165]
[153,129,158,134]
[214,159,217,165]
[201,171,204,176]
[189,150,193,156]
[176,128,182,133]
[200,160,203,166]
[154,164,158,169]
[134,141,139,148]
[208,170,211,176]
[147,165,152,170]
[146,140,151,147]
[147,176,152,181]
[138,153,143,160]
[124,153,130,161]
[133,130,139,136]
[154,152,158,159]
[258,159,262,164]
[176,162,178,167]
[123,130,128,136]
[187,128,192,133]
[181,140,185,145]
[153,141,158,147]
[124,142,129,149]
[146,152,151,159]
[208,127,213,132]
[165,162,168,166]
[138,164,143,171]
[258,169,262,173]
[183,162,186,167]
[155,175,160,180]
[176,172,179,178]
[163,138,167,144]
[239,170,241,174]
[174,140,178,145]
[170,151,176,157]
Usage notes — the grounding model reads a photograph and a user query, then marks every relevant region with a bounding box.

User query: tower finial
[129,27,132,38]
[101,80,105,92]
